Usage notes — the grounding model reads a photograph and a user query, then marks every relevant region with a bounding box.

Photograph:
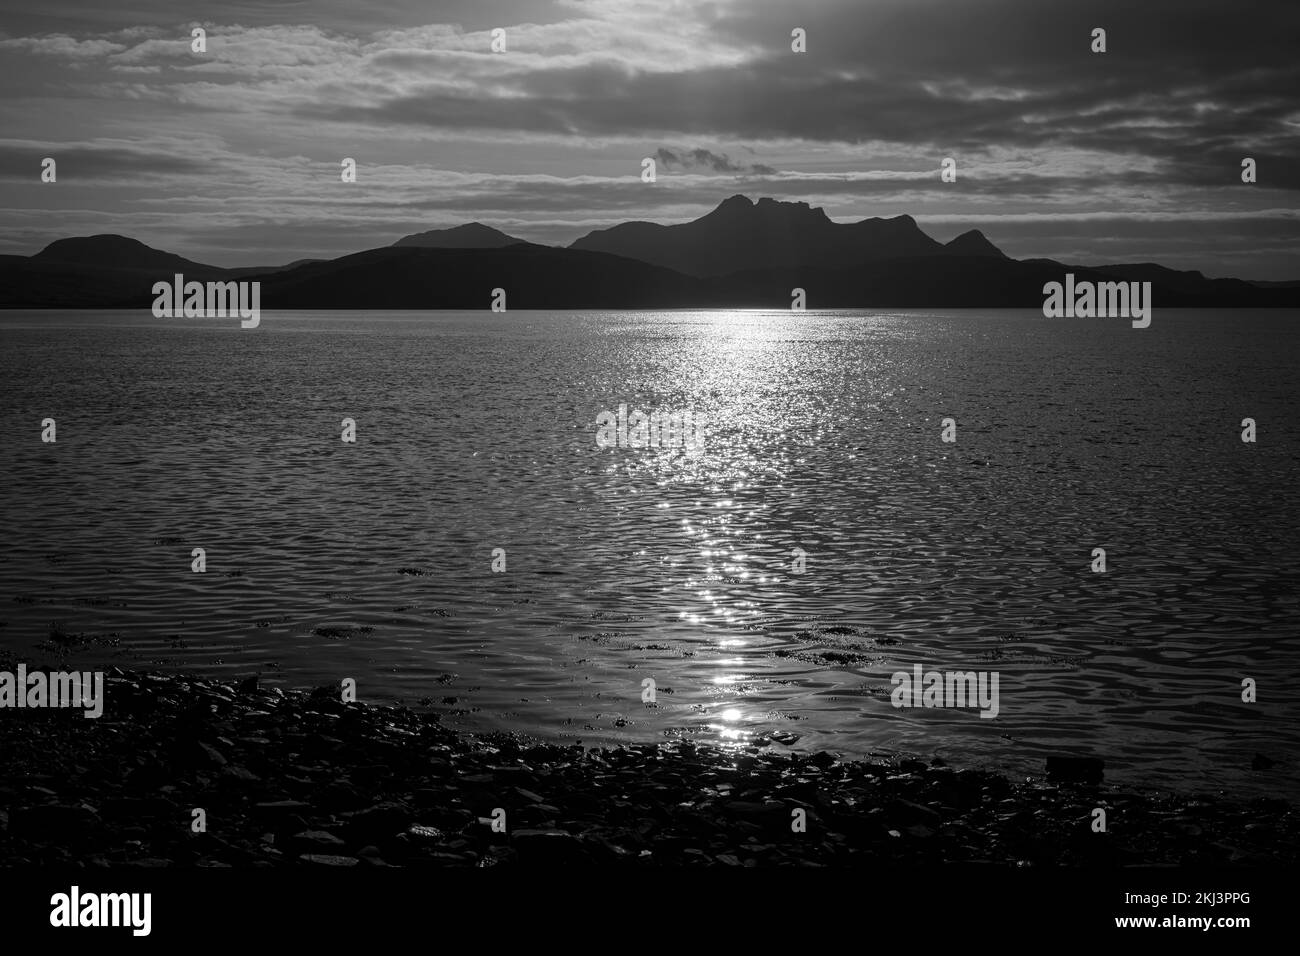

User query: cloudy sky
[1,0,1297,277]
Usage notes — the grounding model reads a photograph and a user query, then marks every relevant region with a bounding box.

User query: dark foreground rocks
[0,669,1295,867]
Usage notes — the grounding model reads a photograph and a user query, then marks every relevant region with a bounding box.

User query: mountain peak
[756,196,830,220]
[704,195,833,226]
[944,229,1006,258]
[703,194,756,219]
[393,222,526,249]
[36,235,150,258]
[33,234,214,271]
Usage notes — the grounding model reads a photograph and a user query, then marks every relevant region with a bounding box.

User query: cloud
[0,138,217,180]
[0,0,1296,277]
[0,34,126,57]
[654,147,775,175]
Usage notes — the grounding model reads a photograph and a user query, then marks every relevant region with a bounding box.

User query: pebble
[0,667,1290,868]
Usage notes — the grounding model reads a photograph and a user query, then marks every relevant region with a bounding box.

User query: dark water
[1,309,1296,798]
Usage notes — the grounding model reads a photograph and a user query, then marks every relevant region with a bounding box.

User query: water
[1,309,1296,799]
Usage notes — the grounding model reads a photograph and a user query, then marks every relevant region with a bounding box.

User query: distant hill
[393,222,529,249]
[0,235,228,308]
[226,258,325,278]
[698,257,1291,309]
[32,234,219,273]
[253,245,698,309]
[569,195,951,276]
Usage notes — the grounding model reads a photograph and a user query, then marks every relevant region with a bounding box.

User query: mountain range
[1,195,1294,309]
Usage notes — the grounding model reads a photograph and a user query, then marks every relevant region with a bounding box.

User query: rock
[318,780,368,811]
[221,765,261,783]
[101,796,179,818]
[886,799,941,825]
[178,740,228,769]
[292,830,346,850]
[356,845,391,867]
[1045,756,1104,784]
[927,770,986,810]
[299,854,359,866]
[11,804,99,840]
[1251,753,1275,771]
[405,824,443,841]
[725,800,781,821]
[237,675,260,694]
[344,803,412,842]
[412,788,448,808]
[516,805,557,827]
[251,799,312,820]
[480,846,516,867]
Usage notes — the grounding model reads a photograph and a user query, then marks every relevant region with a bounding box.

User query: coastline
[1,666,1293,868]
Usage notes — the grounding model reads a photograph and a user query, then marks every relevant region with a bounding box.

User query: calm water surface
[1,309,1296,798]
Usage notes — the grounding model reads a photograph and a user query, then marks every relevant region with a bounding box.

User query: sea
[1,308,1296,798]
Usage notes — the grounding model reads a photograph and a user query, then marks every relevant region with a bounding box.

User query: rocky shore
[1,667,1294,867]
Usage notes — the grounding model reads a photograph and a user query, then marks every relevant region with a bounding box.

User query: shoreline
[1,667,1294,867]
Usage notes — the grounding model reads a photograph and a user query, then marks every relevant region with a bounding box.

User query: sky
[1,0,1297,278]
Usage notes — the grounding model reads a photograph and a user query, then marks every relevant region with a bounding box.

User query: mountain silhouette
[944,229,1006,258]
[34,235,220,273]
[255,245,696,309]
[1,196,1295,309]
[1,235,227,307]
[393,222,529,249]
[569,195,948,276]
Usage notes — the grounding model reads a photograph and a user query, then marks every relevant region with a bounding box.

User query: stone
[1045,756,1104,784]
